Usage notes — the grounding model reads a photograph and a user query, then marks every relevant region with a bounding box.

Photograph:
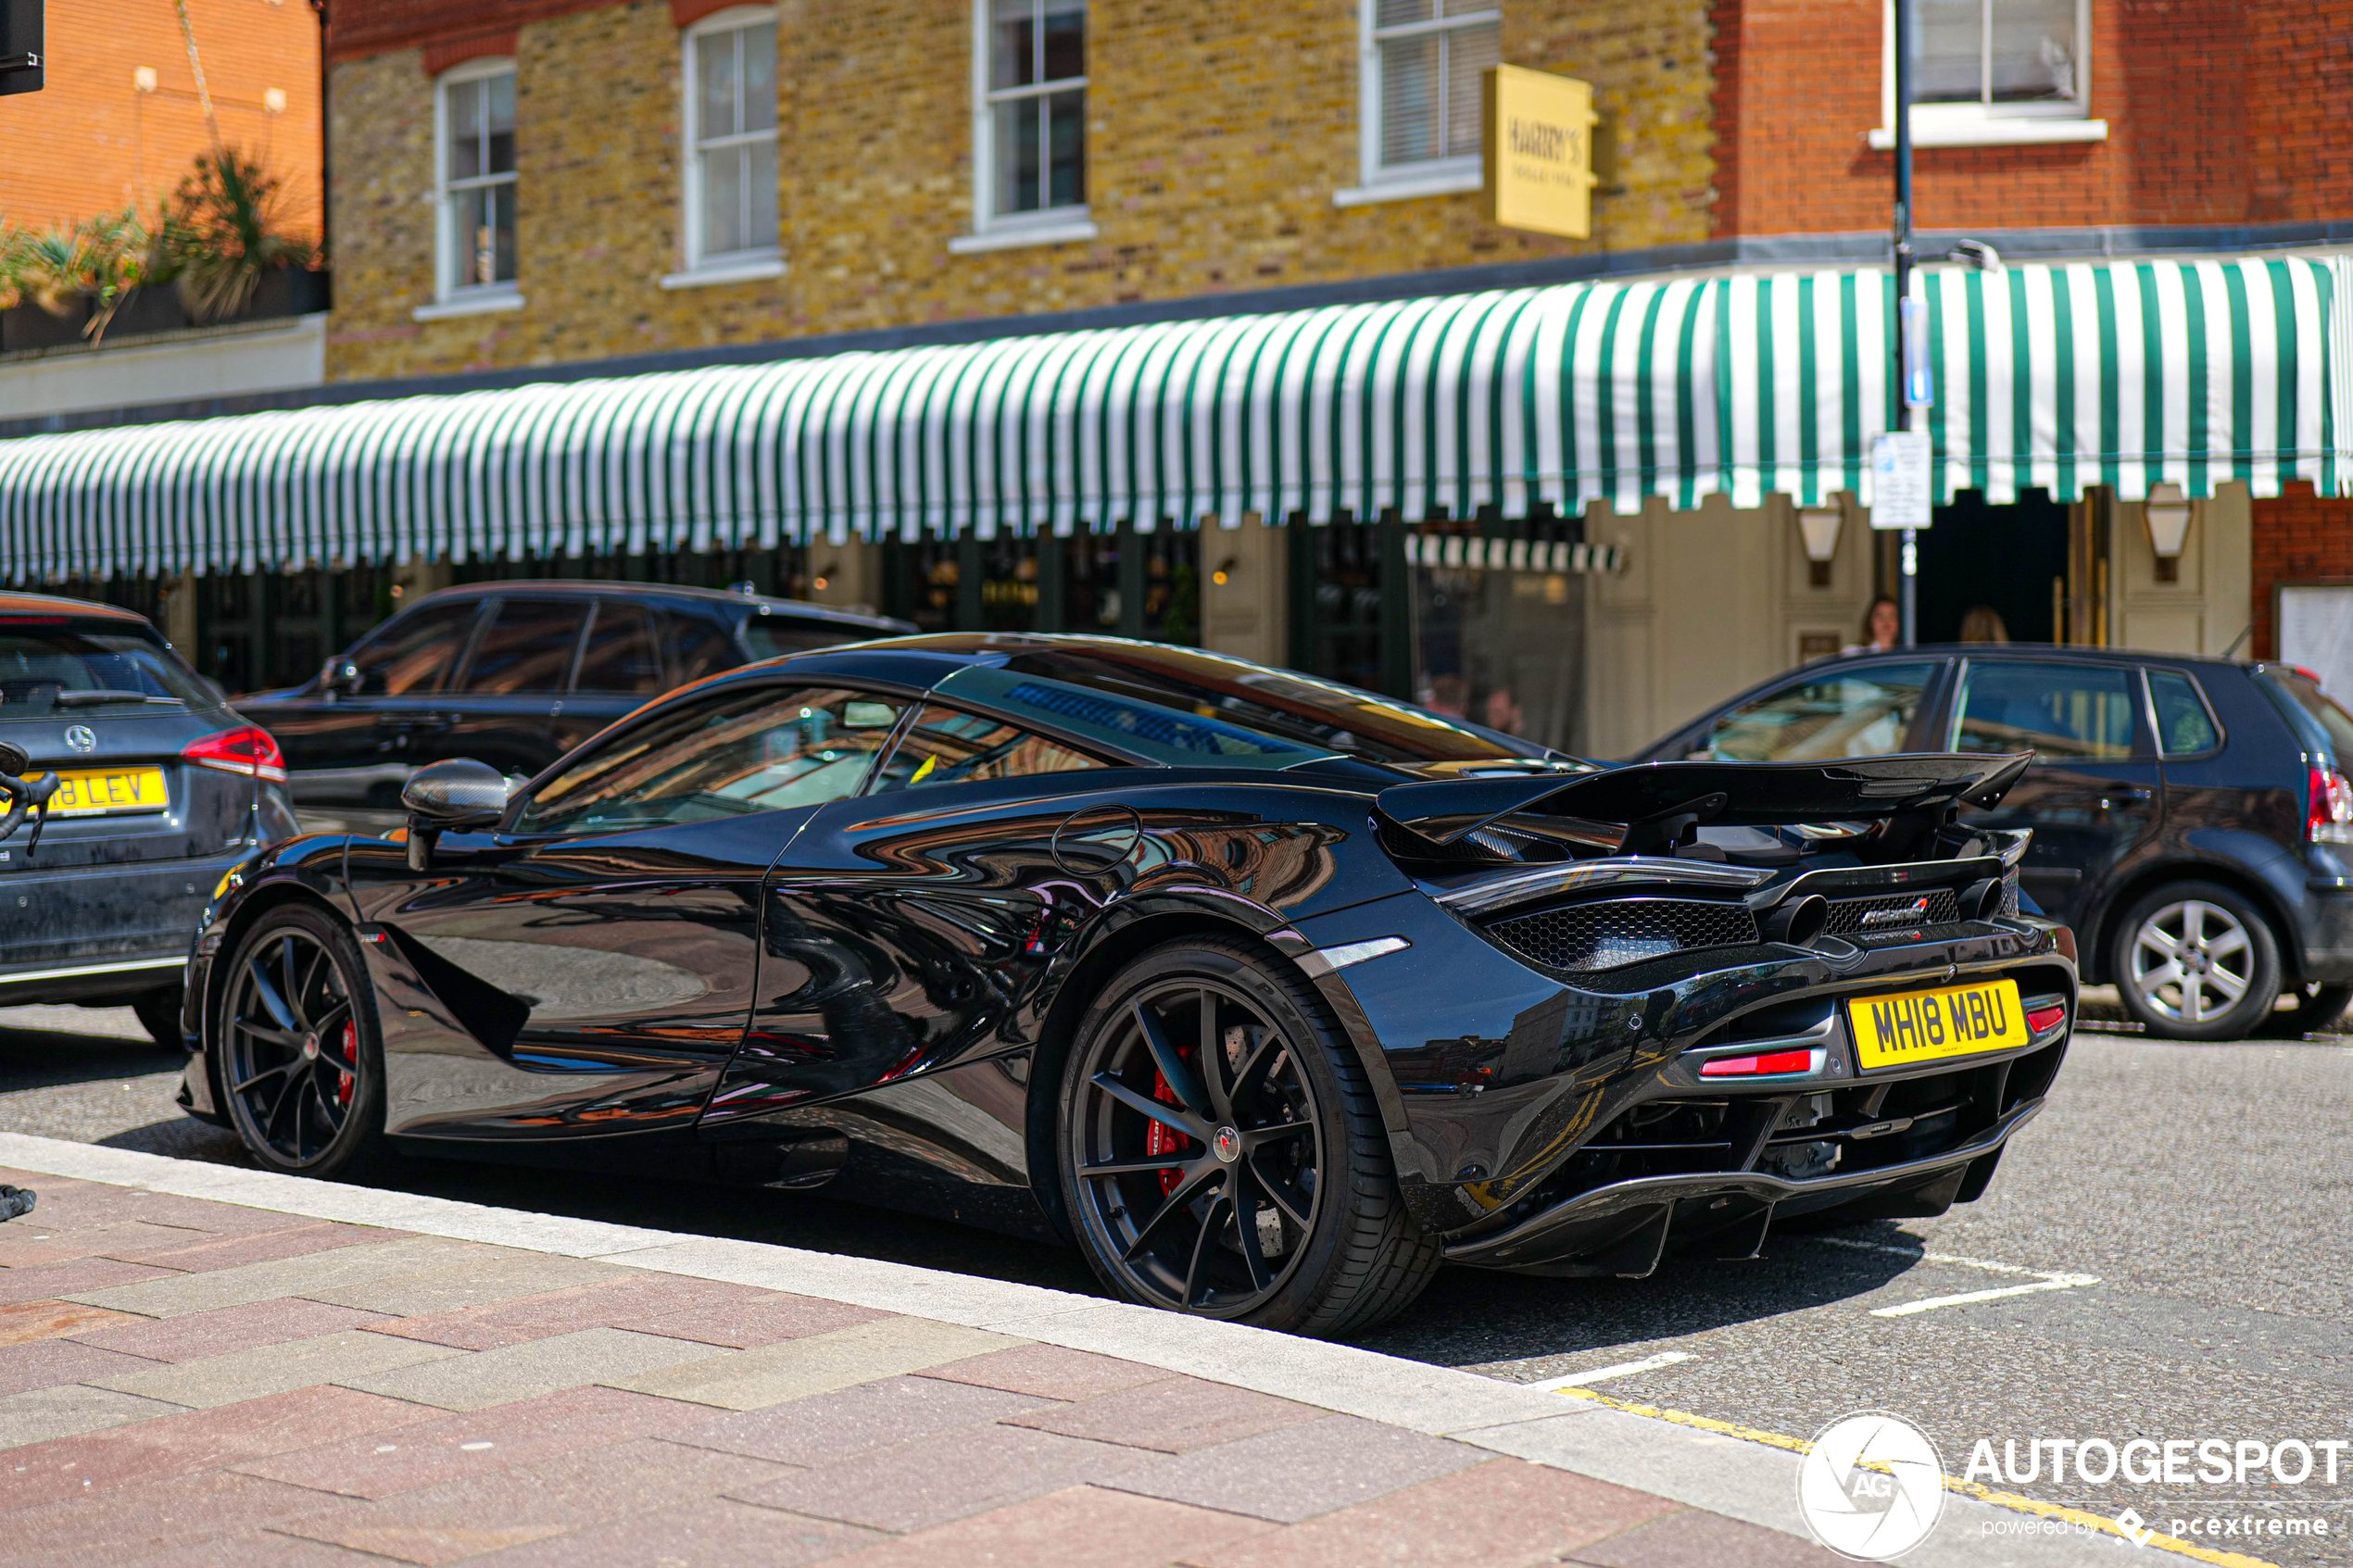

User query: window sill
[660,254,787,290]
[948,217,1100,255]
[1332,165,1484,207]
[412,291,525,322]
[1866,118,2108,149]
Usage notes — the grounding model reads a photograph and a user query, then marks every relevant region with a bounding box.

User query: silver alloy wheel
[2128,897,2255,1024]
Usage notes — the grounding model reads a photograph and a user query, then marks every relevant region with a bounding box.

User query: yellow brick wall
[326,0,1716,382]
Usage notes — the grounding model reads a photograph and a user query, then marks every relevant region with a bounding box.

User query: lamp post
[1892,0,1918,646]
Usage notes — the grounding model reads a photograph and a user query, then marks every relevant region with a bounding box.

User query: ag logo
[1796,1411,1946,1560]
[63,724,96,753]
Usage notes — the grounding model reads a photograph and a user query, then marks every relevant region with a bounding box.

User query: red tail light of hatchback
[182,726,287,784]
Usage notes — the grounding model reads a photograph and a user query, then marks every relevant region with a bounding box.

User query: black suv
[240,582,912,810]
[1642,646,2353,1040]
[0,593,299,1042]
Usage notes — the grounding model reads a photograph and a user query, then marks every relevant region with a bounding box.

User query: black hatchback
[1641,645,2353,1040]
[240,581,912,811]
[0,593,298,1042]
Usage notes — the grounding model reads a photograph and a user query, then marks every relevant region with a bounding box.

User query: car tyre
[2259,981,2353,1038]
[1057,937,1440,1336]
[2111,881,2282,1041]
[131,987,183,1049]
[217,903,393,1180]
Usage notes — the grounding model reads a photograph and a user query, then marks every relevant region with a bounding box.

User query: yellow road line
[1553,1386,2284,1568]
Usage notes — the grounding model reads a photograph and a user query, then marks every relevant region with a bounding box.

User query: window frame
[431,56,522,307]
[1874,0,2103,149]
[961,0,1094,250]
[679,5,783,280]
[1352,0,1504,201]
[2140,665,2227,761]
[505,679,920,838]
[1944,657,2153,762]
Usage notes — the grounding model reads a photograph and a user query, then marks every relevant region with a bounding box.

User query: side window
[2147,670,2220,757]
[573,602,664,695]
[659,608,739,685]
[515,686,912,835]
[1951,661,2137,760]
[455,599,591,694]
[872,703,1108,793]
[347,601,481,697]
[1705,662,1937,761]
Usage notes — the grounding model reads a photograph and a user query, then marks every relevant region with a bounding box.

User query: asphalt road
[4,999,2347,1565]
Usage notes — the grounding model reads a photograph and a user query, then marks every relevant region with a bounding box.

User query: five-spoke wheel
[2112,880,2280,1041]
[1058,939,1438,1335]
[220,905,386,1176]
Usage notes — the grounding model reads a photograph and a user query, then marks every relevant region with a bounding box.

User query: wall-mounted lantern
[1797,506,1843,588]
[2145,483,2193,583]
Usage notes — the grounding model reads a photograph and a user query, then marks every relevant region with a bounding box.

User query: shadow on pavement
[1358,1222,1928,1368]
[0,1023,182,1094]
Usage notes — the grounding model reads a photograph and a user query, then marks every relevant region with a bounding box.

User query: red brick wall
[1709,0,2351,237]
[2251,486,2353,660]
[330,0,611,62]
[0,0,322,235]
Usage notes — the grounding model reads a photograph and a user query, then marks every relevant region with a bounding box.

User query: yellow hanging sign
[1481,65,1601,240]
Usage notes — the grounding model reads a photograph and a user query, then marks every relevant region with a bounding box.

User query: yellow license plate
[1847,977,2027,1071]
[34,766,170,816]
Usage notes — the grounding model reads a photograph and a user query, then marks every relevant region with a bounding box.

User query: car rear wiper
[50,690,182,708]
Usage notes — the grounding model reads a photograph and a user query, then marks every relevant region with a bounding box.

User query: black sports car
[178,634,2075,1335]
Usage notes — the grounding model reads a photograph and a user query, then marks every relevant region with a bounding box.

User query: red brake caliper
[336,1020,358,1105]
[1144,1068,1187,1194]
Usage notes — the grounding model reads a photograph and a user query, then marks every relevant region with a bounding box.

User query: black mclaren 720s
[179,633,2076,1336]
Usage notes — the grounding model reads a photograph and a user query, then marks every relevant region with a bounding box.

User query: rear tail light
[182,725,287,784]
[1697,1047,1820,1078]
[2309,765,2353,844]
[2025,1002,2068,1035]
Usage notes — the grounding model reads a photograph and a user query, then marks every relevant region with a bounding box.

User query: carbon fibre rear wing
[1375,752,2033,854]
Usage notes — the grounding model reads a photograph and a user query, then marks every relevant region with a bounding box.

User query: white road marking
[1525,1351,1697,1391]
[1815,1236,2098,1316]
[1869,1276,2099,1316]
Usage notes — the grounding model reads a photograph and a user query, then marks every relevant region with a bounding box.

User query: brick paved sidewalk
[0,1162,1851,1568]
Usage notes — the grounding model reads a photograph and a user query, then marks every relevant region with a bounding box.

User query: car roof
[410,579,912,632]
[0,592,155,626]
[1845,643,2254,671]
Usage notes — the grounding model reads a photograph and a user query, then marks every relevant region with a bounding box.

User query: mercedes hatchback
[0,594,297,1043]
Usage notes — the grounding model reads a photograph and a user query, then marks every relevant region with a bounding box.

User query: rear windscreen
[0,623,219,715]
[2257,668,2353,764]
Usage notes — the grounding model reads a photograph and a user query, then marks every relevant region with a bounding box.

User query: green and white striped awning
[0,255,2341,580]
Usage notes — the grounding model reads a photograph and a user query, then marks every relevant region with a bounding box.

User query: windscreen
[953,642,1542,766]
[0,621,219,715]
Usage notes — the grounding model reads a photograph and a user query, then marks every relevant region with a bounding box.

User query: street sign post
[1870,432,1933,531]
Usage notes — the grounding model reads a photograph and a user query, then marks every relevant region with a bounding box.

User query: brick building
[0,0,2347,752]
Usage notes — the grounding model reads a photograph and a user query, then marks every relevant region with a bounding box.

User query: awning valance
[0,256,2340,580]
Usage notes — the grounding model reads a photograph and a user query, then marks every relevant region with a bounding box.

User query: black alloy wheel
[220,905,388,1178]
[1058,939,1439,1336]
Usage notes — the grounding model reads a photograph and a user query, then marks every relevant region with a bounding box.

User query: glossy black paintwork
[184,635,2075,1262]
[1642,644,2353,985]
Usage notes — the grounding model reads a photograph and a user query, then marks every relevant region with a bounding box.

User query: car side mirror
[321,659,362,697]
[400,759,510,871]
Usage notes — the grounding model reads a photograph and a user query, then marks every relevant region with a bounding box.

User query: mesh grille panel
[1485,898,1758,972]
[1999,878,2020,919]
[1824,888,1961,935]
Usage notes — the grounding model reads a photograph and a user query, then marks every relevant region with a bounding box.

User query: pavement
[0,998,2339,1566]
